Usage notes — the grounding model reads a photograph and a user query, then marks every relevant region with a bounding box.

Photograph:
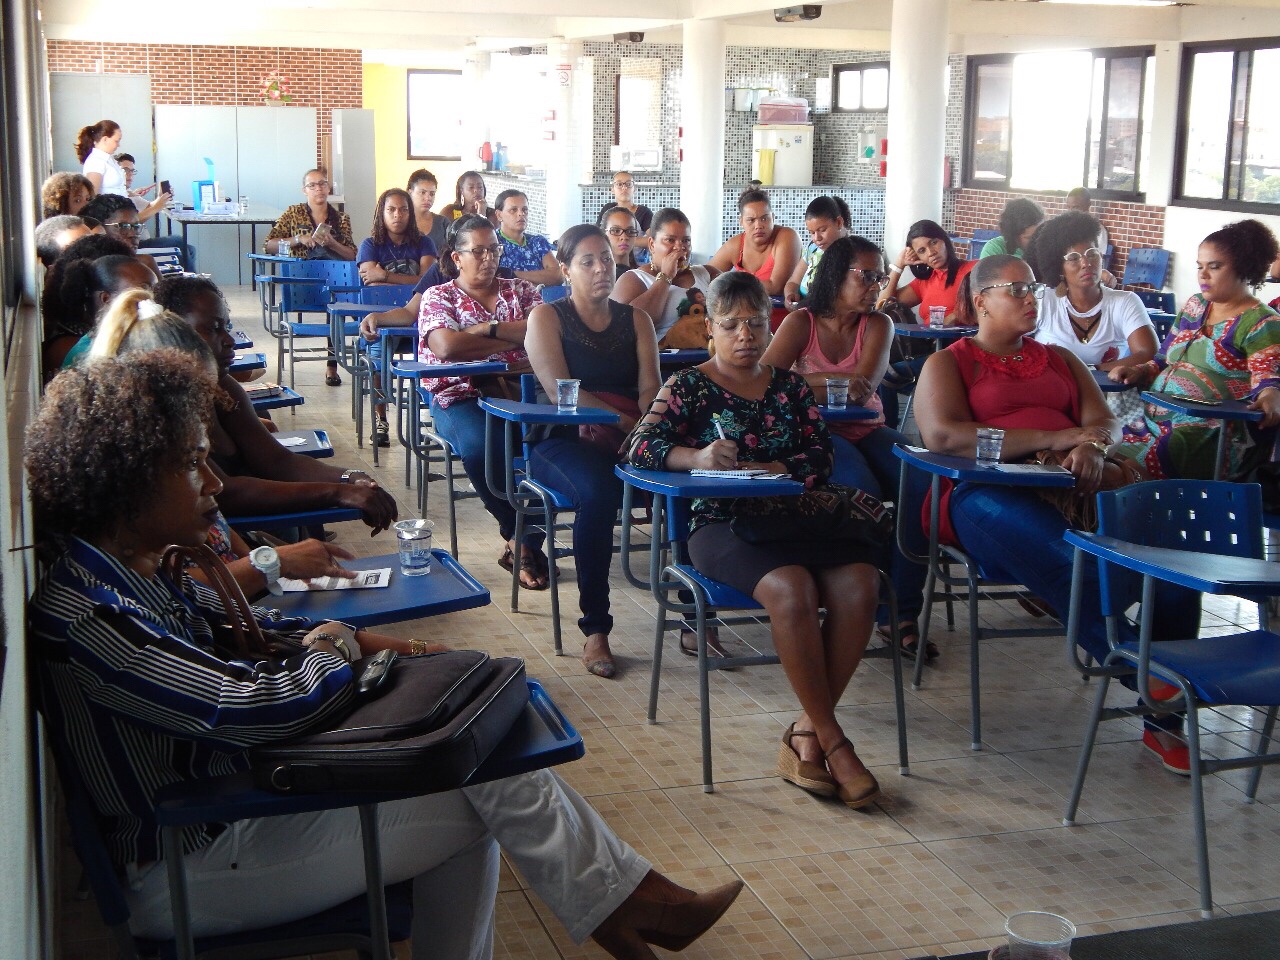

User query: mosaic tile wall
[487,173,548,236]
[583,41,684,180]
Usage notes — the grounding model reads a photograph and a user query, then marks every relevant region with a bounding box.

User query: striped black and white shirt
[29,538,354,867]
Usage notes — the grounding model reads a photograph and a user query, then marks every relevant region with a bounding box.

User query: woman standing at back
[76,120,126,197]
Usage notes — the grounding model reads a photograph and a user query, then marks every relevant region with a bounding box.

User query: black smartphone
[159,179,172,196]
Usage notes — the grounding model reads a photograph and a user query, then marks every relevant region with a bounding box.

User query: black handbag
[729,482,894,559]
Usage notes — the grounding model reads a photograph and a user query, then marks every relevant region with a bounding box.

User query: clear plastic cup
[928,305,947,328]
[1005,911,1075,960]
[556,378,580,412]
[976,426,1005,464]
[826,377,850,410]
[395,519,434,576]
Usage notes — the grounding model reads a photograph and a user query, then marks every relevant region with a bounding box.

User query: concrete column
[680,19,726,258]
[462,48,492,163]
[545,39,585,238]
[1144,42,1181,209]
[883,0,949,255]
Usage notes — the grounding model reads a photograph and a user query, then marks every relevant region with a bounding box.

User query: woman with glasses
[627,272,885,809]
[1111,219,1280,481]
[708,189,802,298]
[613,207,719,344]
[763,237,928,660]
[597,171,653,252]
[419,214,552,590]
[80,194,162,276]
[599,207,641,279]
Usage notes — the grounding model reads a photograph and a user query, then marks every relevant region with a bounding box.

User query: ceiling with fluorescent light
[38,0,1280,55]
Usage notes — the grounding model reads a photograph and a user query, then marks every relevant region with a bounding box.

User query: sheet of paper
[278,568,393,592]
[277,436,307,447]
[991,463,1072,475]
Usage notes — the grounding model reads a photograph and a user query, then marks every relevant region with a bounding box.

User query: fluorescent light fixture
[1040,0,1178,6]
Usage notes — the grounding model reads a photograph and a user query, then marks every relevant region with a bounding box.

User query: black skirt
[686,521,879,597]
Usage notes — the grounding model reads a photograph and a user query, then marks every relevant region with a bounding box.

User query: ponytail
[953,271,978,327]
[89,289,210,363]
[75,120,119,163]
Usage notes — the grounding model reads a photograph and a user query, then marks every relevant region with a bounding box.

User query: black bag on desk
[251,650,529,794]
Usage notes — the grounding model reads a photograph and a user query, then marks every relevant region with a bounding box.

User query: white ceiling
[38,0,1280,55]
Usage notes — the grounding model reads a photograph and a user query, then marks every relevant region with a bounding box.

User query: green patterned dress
[1116,294,1280,480]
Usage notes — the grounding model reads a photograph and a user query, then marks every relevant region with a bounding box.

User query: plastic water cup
[237,195,249,215]
[826,377,850,410]
[976,426,1005,464]
[928,305,947,328]
[556,378,580,412]
[395,519,434,576]
[1005,911,1075,960]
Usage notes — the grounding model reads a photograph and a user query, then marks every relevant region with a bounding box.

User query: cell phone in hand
[160,179,172,196]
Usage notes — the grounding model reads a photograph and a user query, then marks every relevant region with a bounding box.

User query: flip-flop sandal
[877,622,938,662]
[499,546,549,590]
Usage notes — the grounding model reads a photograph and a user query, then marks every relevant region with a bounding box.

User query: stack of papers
[279,568,393,592]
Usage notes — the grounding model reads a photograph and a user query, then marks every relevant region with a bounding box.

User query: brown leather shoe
[825,737,882,809]
[777,724,837,798]
[592,872,744,958]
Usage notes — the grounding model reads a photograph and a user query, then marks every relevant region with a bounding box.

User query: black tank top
[552,298,639,401]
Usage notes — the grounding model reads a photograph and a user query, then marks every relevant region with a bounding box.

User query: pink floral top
[417,278,540,407]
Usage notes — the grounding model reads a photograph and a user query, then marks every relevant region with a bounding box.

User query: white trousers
[126,769,650,960]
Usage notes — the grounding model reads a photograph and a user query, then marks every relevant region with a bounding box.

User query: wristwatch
[488,320,499,338]
[307,632,353,663]
[248,546,283,596]
[340,468,370,483]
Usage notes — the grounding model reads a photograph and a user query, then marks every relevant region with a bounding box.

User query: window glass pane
[1241,47,1280,203]
[1010,51,1092,191]
[1101,56,1143,192]
[1181,51,1234,200]
[1139,56,1154,194]
[836,70,861,110]
[863,68,889,110]
[971,62,1012,183]
[1086,58,1106,189]
[408,71,464,160]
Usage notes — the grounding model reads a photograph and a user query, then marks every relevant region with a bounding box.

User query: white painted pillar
[1145,42,1181,209]
[545,39,585,238]
[883,0,949,254]
[680,19,726,258]
[462,48,491,166]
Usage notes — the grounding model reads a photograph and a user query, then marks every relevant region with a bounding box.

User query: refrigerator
[751,124,815,187]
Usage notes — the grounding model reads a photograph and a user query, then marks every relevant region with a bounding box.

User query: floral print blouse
[626,366,832,532]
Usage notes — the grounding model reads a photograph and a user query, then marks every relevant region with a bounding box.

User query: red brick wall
[953,188,1168,284]
[46,41,362,165]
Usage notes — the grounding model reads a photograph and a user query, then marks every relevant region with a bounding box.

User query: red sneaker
[1142,728,1191,776]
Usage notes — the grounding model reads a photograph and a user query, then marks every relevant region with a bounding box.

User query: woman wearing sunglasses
[763,237,927,661]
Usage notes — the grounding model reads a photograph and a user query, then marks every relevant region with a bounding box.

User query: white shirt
[82,147,127,197]
[1035,286,1154,367]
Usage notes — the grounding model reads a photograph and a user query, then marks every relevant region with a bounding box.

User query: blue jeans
[529,436,623,637]
[429,397,543,548]
[948,482,1201,698]
[830,426,925,625]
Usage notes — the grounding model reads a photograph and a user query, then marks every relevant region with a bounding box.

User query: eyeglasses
[712,315,770,334]
[612,180,633,188]
[303,179,329,189]
[458,244,503,260]
[980,281,1047,300]
[106,222,143,233]
[606,226,640,238]
[848,268,889,287]
[1062,248,1103,265]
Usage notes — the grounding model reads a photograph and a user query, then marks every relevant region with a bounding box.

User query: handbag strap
[161,544,269,658]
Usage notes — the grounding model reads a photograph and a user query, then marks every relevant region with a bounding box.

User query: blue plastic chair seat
[523,478,572,511]
[1113,631,1280,705]
[670,564,761,610]
[291,321,358,337]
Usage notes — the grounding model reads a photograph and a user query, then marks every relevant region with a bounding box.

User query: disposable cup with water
[395,519,434,576]
[1005,911,1075,960]
[826,377,850,410]
[556,378,580,412]
[928,305,947,328]
[975,426,1005,464]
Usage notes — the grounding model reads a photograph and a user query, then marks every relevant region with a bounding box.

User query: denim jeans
[830,426,925,625]
[948,482,1201,695]
[877,356,926,430]
[429,396,542,547]
[528,436,623,637]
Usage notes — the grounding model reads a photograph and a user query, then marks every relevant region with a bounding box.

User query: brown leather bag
[1030,451,1144,530]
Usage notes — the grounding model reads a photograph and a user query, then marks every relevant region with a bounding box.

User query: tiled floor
[55,284,1280,959]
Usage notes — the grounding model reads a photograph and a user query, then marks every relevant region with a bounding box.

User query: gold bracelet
[408,638,429,655]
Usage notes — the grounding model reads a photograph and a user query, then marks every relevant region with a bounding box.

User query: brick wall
[46,41,362,165]
[953,188,1167,284]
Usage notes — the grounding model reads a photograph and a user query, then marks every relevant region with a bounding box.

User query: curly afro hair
[1202,219,1280,288]
[25,349,218,540]
[1027,211,1103,287]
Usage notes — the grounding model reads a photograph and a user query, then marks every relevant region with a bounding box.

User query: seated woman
[419,214,551,589]
[87,288,359,596]
[525,225,661,679]
[978,197,1044,259]
[42,235,156,375]
[597,171,653,252]
[151,275,400,536]
[782,195,851,310]
[627,272,884,809]
[1112,219,1280,480]
[599,206,641,279]
[763,237,929,660]
[707,189,802,298]
[1268,251,1280,311]
[437,170,499,227]
[408,168,449,252]
[913,253,1198,772]
[41,171,95,219]
[27,350,741,958]
[34,215,93,267]
[613,207,720,346]
[80,194,161,275]
[358,187,438,285]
